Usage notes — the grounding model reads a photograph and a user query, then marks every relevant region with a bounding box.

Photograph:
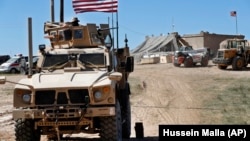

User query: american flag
[230,11,237,17]
[72,0,118,13]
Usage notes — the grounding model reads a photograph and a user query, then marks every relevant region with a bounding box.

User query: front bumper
[13,106,115,120]
[0,68,10,73]
[212,58,232,65]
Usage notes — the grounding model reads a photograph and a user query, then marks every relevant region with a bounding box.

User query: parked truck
[212,38,250,70]
[172,46,210,67]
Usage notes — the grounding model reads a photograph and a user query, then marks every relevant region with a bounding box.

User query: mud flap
[126,56,134,72]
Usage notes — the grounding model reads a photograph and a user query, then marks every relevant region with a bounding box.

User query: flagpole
[116,11,119,49]
[235,15,238,35]
[112,12,115,49]
[231,11,238,35]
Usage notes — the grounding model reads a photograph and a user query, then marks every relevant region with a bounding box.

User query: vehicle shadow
[221,68,250,71]
[178,64,215,68]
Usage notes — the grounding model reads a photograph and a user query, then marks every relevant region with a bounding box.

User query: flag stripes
[72,0,118,13]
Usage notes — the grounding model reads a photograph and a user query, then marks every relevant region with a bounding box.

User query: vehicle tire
[121,83,131,139]
[15,119,41,141]
[232,56,244,70]
[184,56,193,67]
[10,68,17,74]
[218,65,228,70]
[201,56,209,67]
[99,100,122,141]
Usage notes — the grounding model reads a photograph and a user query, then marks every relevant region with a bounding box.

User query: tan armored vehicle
[0,17,134,141]
[212,38,250,70]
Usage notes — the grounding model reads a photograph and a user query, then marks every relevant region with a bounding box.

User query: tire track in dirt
[149,75,177,124]
[0,75,24,141]
[0,107,15,141]
[130,63,202,137]
[130,65,196,136]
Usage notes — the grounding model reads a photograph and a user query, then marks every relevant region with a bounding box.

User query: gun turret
[44,17,110,49]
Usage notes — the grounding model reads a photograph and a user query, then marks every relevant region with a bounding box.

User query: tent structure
[131,32,189,63]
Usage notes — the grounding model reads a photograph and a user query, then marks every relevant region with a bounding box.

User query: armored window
[50,31,57,42]
[91,33,101,44]
[64,29,72,40]
[42,54,69,68]
[79,53,105,66]
[73,29,83,39]
[58,30,64,40]
[58,29,72,41]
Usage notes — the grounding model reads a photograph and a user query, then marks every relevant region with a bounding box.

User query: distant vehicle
[0,55,10,65]
[0,55,28,73]
[212,38,250,70]
[172,46,210,67]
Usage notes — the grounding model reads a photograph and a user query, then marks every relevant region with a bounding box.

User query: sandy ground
[0,60,249,140]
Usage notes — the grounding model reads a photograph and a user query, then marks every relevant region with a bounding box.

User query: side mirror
[109,72,122,81]
[39,44,47,55]
[39,44,46,52]
[125,56,134,72]
[0,76,6,84]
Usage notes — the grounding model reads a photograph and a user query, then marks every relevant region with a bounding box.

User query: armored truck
[0,17,134,141]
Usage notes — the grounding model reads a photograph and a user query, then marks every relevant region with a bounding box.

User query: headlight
[22,94,31,103]
[94,91,102,99]
[0,66,8,69]
[92,86,111,103]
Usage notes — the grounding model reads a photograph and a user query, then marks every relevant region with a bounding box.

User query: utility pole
[172,17,175,33]
[60,0,64,22]
[51,0,55,22]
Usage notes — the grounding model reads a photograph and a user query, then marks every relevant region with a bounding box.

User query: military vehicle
[0,15,134,141]
[212,38,250,70]
[172,46,210,67]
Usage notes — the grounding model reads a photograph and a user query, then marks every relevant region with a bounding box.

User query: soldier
[19,57,27,75]
[71,17,80,26]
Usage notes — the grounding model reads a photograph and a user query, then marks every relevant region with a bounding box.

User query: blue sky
[0,0,249,56]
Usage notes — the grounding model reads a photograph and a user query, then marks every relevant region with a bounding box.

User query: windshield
[79,53,105,66]
[42,54,68,68]
[6,57,20,63]
[184,46,193,51]
[41,53,106,70]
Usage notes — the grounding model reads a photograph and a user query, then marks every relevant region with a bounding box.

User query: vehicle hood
[0,62,11,67]
[15,71,111,89]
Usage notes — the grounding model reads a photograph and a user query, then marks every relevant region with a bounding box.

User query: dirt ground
[1,60,250,140]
